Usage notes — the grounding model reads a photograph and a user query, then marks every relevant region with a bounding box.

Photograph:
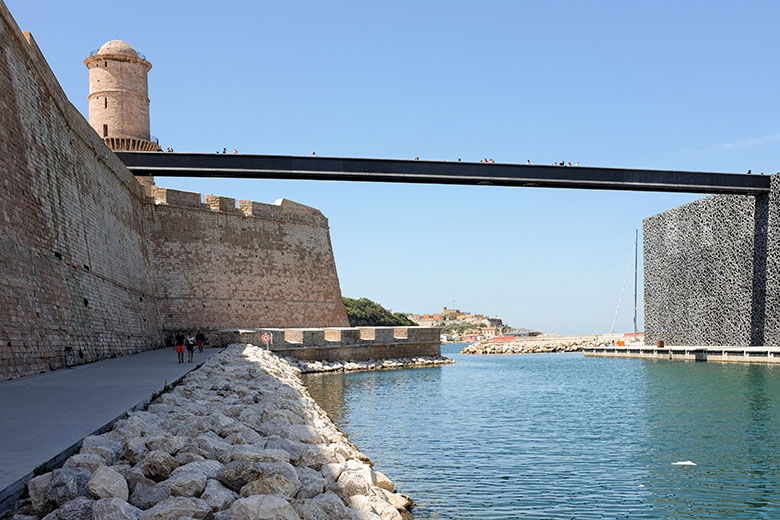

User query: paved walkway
[0,346,219,509]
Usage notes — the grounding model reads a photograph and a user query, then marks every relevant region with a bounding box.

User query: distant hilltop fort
[411,306,503,328]
[0,3,350,381]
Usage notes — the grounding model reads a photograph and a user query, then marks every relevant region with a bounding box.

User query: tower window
[104,98,107,109]
[104,61,107,67]
[103,124,108,137]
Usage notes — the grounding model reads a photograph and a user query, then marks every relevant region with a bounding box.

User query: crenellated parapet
[218,326,442,361]
[146,186,328,227]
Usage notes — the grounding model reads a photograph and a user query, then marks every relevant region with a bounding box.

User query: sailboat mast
[633,228,638,338]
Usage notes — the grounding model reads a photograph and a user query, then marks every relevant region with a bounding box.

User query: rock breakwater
[284,356,454,374]
[462,335,619,355]
[6,345,413,520]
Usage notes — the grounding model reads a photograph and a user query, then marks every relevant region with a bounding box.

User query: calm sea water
[302,344,780,519]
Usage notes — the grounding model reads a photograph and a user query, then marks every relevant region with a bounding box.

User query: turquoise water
[302,344,780,519]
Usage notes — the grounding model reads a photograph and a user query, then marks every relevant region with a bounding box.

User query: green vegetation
[343,297,417,327]
[33,461,52,476]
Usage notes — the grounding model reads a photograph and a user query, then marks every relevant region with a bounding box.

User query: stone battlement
[218,327,442,362]
[146,186,328,227]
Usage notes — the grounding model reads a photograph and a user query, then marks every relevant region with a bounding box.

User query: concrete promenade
[584,345,780,363]
[0,346,219,511]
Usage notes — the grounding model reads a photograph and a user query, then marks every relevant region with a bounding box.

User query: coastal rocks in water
[86,465,129,500]
[285,356,454,374]
[7,345,411,520]
[336,461,377,498]
[461,336,618,355]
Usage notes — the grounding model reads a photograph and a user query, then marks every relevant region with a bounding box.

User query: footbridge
[116,152,769,195]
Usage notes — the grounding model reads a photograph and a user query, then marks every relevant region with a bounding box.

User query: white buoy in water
[672,461,697,466]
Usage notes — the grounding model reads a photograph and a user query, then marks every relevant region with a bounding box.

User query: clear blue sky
[8,1,780,333]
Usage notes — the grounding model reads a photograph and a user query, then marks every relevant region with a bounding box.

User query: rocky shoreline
[283,356,454,374]
[462,335,620,355]
[5,345,413,520]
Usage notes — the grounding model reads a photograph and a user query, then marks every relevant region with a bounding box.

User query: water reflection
[303,351,780,519]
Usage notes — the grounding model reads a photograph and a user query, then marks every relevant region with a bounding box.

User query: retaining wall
[219,327,442,361]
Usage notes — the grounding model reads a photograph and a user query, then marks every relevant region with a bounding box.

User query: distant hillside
[342,297,417,327]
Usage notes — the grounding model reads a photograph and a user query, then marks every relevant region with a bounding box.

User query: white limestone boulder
[139,450,179,482]
[160,470,207,497]
[230,494,300,520]
[63,453,106,473]
[238,463,300,498]
[81,436,124,465]
[348,495,381,520]
[86,465,129,500]
[200,478,238,512]
[137,497,213,520]
[42,496,95,520]
[27,472,56,516]
[145,434,189,456]
[48,467,91,507]
[294,466,325,499]
[124,437,149,465]
[90,497,142,520]
[128,483,170,510]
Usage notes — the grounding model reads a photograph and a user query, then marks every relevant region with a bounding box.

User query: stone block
[154,187,202,208]
[324,328,360,344]
[205,194,238,213]
[359,327,395,343]
[284,329,325,346]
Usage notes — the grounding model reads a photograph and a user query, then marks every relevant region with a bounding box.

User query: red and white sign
[261,333,271,343]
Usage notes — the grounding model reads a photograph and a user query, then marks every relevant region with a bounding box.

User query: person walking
[174,331,185,363]
[186,335,195,363]
[195,331,205,353]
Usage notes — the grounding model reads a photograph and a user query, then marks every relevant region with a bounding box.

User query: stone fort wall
[145,189,349,339]
[0,3,347,381]
[0,7,163,380]
[644,175,780,346]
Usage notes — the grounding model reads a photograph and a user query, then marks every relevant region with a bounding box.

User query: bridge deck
[116,152,770,195]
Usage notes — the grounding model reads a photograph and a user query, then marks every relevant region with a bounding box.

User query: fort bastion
[0,2,352,381]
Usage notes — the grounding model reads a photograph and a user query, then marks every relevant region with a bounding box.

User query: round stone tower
[84,40,161,160]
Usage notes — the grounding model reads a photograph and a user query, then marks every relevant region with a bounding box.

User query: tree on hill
[342,297,417,327]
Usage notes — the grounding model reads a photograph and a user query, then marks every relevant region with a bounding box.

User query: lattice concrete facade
[644,175,780,346]
[0,4,347,381]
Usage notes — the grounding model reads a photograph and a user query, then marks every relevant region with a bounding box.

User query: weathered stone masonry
[0,2,347,381]
[644,175,780,346]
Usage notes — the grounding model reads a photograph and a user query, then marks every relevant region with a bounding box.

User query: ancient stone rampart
[218,327,442,361]
[145,188,349,340]
[644,175,780,346]
[0,2,347,380]
[0,5,164,380]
